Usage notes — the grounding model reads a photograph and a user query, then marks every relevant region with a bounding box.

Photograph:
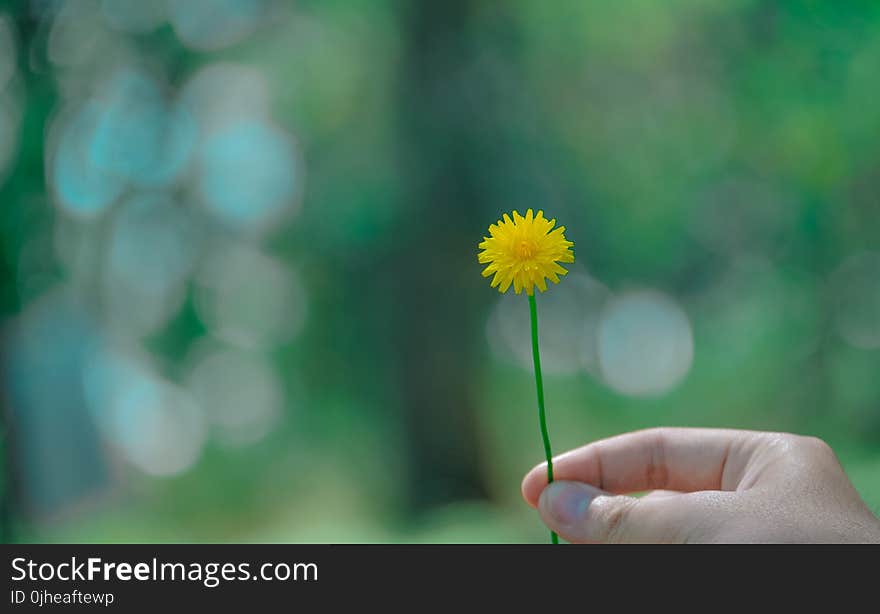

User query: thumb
[537,481,725,543]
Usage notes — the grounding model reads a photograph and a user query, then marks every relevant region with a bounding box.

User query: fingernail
[540,481,600,526]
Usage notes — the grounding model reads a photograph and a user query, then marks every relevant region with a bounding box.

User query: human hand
[521,428,880,543]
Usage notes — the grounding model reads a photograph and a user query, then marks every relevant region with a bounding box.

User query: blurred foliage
[1,0,880,543]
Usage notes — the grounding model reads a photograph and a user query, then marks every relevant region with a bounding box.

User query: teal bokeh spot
[169,0,264,50]
[90,69,196,188]
[199,119,298,233]
[52,102,126,217]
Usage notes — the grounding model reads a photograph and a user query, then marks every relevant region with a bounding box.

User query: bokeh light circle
[102,193,200,337]
[6,286,99,428]
[0,16,21,185]
[49,102,127,217]
[169,0,267,51]
[186,345,284,447]
[486,272,610,376]
[0,15,15,92]
[597,290,694,397]
[194,242,307,349]
[197,118,302,234]
[101,0,166,34]
[91,68,196,188]
[181,62,271,131]
[83,342,206,477]
[48,3,122,69]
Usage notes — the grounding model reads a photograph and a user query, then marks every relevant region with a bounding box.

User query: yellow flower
[478,208,575,295]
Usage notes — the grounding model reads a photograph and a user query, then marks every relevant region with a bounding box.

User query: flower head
[478,208,575,295]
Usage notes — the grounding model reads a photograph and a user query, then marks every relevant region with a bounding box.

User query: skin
[521,428,880,543]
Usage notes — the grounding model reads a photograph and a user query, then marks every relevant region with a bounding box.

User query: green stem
[528,293,558,544]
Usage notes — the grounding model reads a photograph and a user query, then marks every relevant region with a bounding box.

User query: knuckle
[799,435,832,454]
[796,435,838,466]
[764,433,839,471]
[758,432,799,456]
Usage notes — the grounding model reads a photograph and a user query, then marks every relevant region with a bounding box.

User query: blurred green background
[1,0,879,543]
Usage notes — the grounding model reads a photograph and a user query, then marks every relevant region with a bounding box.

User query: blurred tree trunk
[390,0,493,510]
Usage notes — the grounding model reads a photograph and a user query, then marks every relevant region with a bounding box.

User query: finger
[537,480,734,543]
[522,427,760,506]
[641,490,680,499]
